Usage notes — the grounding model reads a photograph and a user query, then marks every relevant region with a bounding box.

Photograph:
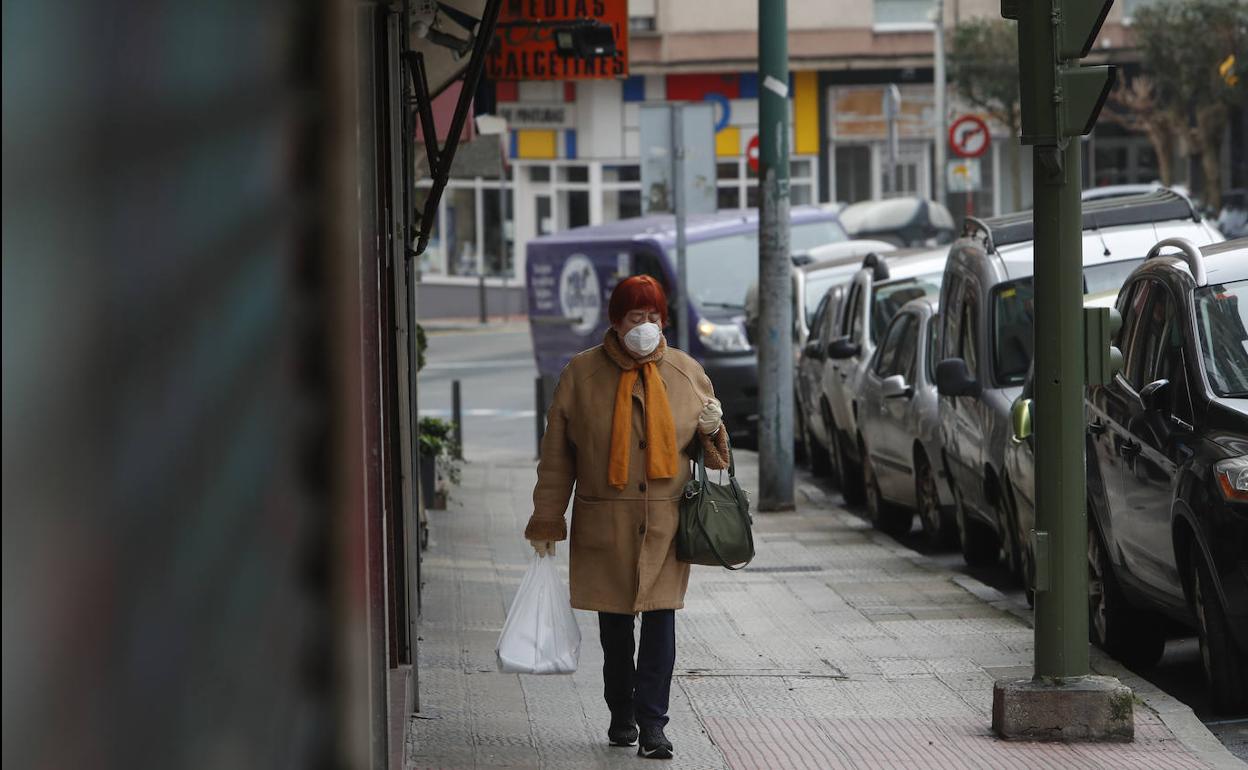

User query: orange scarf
[606,334,678,490]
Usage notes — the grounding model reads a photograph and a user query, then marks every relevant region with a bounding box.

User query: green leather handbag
[676,438,754,569]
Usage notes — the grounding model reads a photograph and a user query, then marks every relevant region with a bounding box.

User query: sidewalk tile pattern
[406,455,1213,770]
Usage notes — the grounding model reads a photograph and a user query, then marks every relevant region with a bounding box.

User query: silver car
[856,297,957,543]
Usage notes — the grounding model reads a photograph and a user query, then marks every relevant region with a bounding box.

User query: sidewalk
[406,450,1245,770]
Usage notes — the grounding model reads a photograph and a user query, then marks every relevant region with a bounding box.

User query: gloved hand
[529,539,555,558]
[698,398,723,435]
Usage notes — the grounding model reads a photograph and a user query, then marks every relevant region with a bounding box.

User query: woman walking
[524,275,730,759]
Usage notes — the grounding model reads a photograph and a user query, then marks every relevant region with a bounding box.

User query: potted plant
[418,416,461,510]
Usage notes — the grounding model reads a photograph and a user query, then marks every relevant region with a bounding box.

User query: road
[417,323,1247,761]
[417,322,538,463]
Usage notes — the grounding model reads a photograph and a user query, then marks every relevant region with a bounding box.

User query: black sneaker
[637,725,673,759]
[607,715,638,747]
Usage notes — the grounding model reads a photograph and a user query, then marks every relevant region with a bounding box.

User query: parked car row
[795,188,1246,713]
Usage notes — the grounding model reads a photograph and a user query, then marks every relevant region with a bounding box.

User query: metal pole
[932,0,947,206]
[1032,139,1090,680]
[478,270,488,324]
[673,105,690,352]
[535,376,546,459]
[884,84,900,198]
[451,379,463,457]
[500,161,510,321]
[757,0,794,511]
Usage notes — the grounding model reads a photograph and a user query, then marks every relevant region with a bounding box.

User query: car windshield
[870,271,942,344]
[688,221,846,309]
[805,270,854,323]
[1195,279,1248,398]
[991,259,1148,386]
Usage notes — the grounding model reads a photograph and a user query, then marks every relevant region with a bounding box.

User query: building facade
[415,0,1237,318]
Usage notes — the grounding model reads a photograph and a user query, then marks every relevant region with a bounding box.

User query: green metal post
[757,0,795,511]
[1031,139,1089,679]
[1007,0,1115,682]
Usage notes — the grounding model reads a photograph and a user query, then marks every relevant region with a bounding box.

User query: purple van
[526,206,846,440]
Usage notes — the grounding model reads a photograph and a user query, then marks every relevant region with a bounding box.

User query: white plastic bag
[496,555,581,674]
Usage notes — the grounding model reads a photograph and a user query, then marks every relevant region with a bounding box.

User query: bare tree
[1100,76,1183,186]
[1132,0,1247,210]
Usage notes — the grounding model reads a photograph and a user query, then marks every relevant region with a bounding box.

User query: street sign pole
[757,0,794,512]
[992,0,1131,741]
[883,84,901,197]
[932,0,947,206]
[673,105,689,352]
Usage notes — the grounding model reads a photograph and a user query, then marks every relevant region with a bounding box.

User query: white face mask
[623,322,662,357]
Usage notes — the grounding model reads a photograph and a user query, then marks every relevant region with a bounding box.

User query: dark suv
[1085,236,1248,713]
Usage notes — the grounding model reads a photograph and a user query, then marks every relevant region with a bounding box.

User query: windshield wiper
[701,301,746,310]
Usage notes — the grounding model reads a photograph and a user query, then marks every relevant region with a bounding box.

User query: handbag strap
[692,501,753,570]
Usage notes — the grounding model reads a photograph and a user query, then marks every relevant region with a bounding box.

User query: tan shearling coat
[524,330,731,614]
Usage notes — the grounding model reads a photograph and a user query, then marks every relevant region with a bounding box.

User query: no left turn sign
[949,115,990,159]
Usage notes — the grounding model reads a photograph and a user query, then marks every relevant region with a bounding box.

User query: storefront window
[482,184,513,278]
[604,164,640,183]
[445,186,478,276]
[561,189,590,229]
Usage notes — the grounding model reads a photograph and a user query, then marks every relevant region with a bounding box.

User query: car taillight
[1214,456,1248,502]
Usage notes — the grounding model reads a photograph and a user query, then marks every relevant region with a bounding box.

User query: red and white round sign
[747,134,760,173]
[949,115,991,159]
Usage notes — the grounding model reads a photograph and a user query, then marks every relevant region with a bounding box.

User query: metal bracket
[1032,530,1051,592]
[401,0,503,260]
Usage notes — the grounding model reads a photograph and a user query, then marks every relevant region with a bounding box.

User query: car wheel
[863,442,911,538]
[835,430,866,505]
[822,403,843,488]
[954,485,998,567]
[1086,520,1166,670]
[916,453,957,549]
[804,408,833,478]
[794,404,809,467]
[1190,543,1248,714]
[997,479,1025,586]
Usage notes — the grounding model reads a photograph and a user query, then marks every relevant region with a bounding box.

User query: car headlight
[1214,456,1248,502]
[698,319,751,353]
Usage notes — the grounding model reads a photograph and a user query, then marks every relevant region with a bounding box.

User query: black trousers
[597,610,675,729]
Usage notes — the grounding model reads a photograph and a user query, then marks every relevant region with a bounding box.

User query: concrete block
[992,675,1135,742]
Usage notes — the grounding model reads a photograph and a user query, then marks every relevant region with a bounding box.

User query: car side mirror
[1010,397,1034,443]
[826,336,861,360]
[1140,379,1171,415]
[936,358,981,398]
[881,374,913,399]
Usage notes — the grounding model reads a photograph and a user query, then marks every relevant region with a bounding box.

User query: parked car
[525,207,846,441]
[834,197,956,247]
[1078,236,1247,712]
[854,297,958,542]
[743,239,897,349]
[820,248,949,501]
[935,189,1224,571]
[794,240,898,346]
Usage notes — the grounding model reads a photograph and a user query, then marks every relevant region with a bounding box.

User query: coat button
[639,524,646,535]
[639,440,647,449]
[639,482,647,492]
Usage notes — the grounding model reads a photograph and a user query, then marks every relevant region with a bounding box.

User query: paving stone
[405,453,1216,770]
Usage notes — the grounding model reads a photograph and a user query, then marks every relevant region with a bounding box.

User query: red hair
[609,275,668,327]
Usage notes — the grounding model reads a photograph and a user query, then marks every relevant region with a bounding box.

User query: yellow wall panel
[716,126,741,158]
[516,130,557,159]
[794,71,819,156]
